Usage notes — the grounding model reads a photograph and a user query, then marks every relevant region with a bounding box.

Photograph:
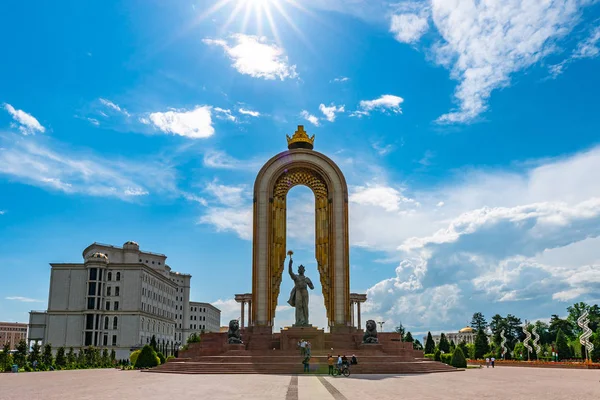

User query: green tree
[0,342,10,371]
[533,320,552,345]
[14,339,28,367]
[449,340,456,352]
[150,335,158,352]
[438,333,450,353]
[513,342,525,360]
[471,312,487,331]
[42,343,53,367]
[465,343,476,359]
[550,314,574,339]
[394,324,405,340]
[434,349,441,361]
[413,339,423,350]
[85,346,100,367]
[187,333,201,344]
[110,349,116,364]
[591,333,600,362]
[555,329,571,361]
[567,302,600,335]
[458,340,469,360]
[135,345,159,368]
[29,341,41,364]
[404,332,414,342]
[55,347,66,368]
[425,332,435,354]
[101,349,110,367]
[474,329,490,359]
[66,348,76,367]
[450,346,467,368]
[76,349,85,367]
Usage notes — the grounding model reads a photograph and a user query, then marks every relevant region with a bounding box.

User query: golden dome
[459,327,474,333]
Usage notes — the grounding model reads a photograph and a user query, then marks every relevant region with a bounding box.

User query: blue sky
[1,0,600,335]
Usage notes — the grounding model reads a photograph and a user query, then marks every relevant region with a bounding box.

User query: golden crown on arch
[286,125,315,150]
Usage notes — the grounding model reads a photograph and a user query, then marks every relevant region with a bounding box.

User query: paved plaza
[1,368,599,400]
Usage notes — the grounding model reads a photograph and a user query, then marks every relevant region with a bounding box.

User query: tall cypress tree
[555,329,570,361]
[439,333,450,353]
[474,329,490,359]
[404,332,414,342]
[425,332,436,354]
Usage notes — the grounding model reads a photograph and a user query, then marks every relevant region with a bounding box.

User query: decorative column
[241,301,245,329]
[357,302,361,330]
[248,300,252,326]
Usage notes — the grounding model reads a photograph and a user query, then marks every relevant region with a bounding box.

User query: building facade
[0,322,28,350]
[28,242,219,359]
[424,327,491,346]
[189,302,221,333]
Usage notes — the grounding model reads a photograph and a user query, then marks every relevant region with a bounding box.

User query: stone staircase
[146,330,458,375]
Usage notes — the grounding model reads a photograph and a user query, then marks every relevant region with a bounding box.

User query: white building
[189,302,220,333]
[28,241,220,359]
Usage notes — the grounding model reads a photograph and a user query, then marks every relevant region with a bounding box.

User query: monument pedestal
[280,326,325,351]
[224,343,246,352]
[358,343,384,354]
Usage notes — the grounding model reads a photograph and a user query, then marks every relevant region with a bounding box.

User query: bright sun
[196,0,308,43]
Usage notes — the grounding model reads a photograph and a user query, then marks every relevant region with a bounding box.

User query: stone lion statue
[227,319,243,344]
[362,319,379,344]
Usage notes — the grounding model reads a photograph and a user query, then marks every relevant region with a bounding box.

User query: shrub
[129,350,141,366]
[187,333,201,344]
[166,355,175,362]
[55,347,66,368]
[423,353,435,360]
[135,345,159,369]
[441,353,453,364]
[434,349,441,362]
[451,347,467,368]
[156,352,166,365]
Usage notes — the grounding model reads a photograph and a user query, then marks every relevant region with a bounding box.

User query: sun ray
[218,0,250,36]
[269,0,315,52]
[263,2,282,45]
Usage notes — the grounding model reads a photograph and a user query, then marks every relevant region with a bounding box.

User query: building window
[106,301,110,310]
[139,259,142,262]
[114,302,119,311]
[88,282,96,296]
[108,272,112,281]
[103,334,108,346]
[113,317,118,329]
[105,316,109,329]
[89,268,97,281]
[116,272,121,281]
[85,332,93,346]
[107,287,112,296]
[87,298,95,310]
[86,314,94,330]
[112,335,117,346]
[115,287,120,296]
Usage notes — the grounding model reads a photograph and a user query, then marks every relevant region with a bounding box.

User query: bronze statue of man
[287,252,314,326]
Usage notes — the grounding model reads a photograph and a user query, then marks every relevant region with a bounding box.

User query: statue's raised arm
[288,257,296,281]
[307,277,314,290]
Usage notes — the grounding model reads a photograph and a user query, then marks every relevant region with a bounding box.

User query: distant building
[189,302,220,333]
[0,322,28,350]
[424,326,479,346]
[28,241,220,359]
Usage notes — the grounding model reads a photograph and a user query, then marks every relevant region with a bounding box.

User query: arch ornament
[252,131,350,328]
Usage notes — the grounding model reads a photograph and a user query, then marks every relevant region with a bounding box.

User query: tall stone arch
[252,126,350,328]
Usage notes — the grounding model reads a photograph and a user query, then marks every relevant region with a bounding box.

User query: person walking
[300,339,306,357]
[491,357,495,368]
[351,354,358,365]
[327,354,334,375]
[302,355,310,373]
[485,357,490,368]
[306,341,312,357]
[337,354,342,372]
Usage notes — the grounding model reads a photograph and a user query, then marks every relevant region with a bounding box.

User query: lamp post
[377,321,385,332]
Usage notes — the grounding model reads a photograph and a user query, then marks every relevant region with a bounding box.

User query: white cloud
[203,34,298,80]
[549,26,600,77]
[0,210,5,215]
[211,299,240,326]
[99,98,130,117]
[3,104,45,135]
[202,150,261,171]
[331,76,350,83]
[238,108,260,117]
[214,107,236,122]
[6,296,43,303]
[371,141,395,156]
[199,207,252,240]
[205,180,247,207]
[354,95,404,116]
[146,106,214,139]
[318,103,345,122]
[430,0,594,124]
[0,134,176,200]
[390,13,429,44]
[300,110,320,126]
[87,118,100,126]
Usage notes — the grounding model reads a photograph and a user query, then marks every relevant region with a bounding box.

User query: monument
[162,126,455,375]
[286,251,315,327]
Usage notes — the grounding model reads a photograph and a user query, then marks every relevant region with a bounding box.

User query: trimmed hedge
[129,350,141,366]
[441,353,452,365]
[434,349,441,362]
[134,345,160,369]
[157,352,166,365]
[424,353,435,360]
[451,347,467,368]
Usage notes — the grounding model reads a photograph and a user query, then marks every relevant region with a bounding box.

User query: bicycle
[333,364,350,377]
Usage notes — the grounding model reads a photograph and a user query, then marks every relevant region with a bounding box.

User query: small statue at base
[363,319,379,344]
[227,319,243,344]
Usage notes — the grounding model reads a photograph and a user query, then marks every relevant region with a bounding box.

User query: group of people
[326,354,358,375]
[299,339,313,372]
[485,357,496,368]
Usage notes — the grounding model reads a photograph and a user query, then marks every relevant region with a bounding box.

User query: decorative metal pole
[578,310,594,363]
[500,329,508,360]
[532,326,541,360]
[523,321,532,361]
